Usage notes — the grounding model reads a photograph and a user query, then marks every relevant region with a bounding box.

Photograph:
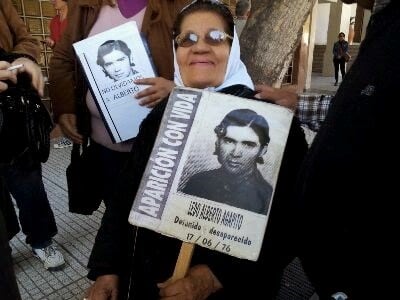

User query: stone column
[305,1,318,90]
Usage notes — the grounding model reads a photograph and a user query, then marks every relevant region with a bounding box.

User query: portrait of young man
[179,108,273,215]
[96,39,140,82]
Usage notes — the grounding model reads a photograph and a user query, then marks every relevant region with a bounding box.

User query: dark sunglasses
[175,29,233,48]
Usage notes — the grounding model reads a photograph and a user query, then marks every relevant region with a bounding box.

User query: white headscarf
[173,26,254,92]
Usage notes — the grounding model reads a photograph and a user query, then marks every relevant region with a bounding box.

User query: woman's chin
[186,80,223,89]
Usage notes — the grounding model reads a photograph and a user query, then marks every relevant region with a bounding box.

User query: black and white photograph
[96,39,143,83]
[129,88,294,261]
[178,108,273,215]
[73,21,155,143]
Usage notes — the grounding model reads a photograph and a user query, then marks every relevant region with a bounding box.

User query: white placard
[129,87,293,261]
[73,21,155,143]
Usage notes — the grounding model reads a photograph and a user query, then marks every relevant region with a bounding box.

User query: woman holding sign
[87,1,307,299]
[49,0,191,204]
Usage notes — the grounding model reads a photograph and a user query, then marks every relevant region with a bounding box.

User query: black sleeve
[195,85,309,298]
[87,101,167,280]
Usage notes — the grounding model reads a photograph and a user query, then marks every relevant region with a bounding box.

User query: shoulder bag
[66,142,102,215]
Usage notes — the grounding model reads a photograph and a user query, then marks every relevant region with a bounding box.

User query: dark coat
[296,2,400,299]
[87,85,308,299]
[0,177,19,240]
[182,167,273,215]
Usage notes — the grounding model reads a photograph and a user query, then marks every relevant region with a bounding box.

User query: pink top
[86,4,146,152]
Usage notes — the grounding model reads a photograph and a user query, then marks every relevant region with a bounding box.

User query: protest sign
[73,21,155,143]
[129,87,293,261]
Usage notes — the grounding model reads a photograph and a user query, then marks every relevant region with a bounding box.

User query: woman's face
[51,0,67,10]
[176,11,231,89]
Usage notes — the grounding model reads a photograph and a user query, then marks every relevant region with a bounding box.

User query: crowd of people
[1,0,398,299]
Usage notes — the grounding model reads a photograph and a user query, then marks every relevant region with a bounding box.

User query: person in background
[332,32,349,86]
[85,1,307,299]
[45,0,68,49]
[234,0,250,37]
[48,0,191,293]
[45,0,73,149]
[256,0,399,298]
[0,0,65,271]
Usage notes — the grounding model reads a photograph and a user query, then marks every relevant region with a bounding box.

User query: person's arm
[9,57,44,96]
[87,102,167,293]
[0,0,44,95]
[0,61,17,92]
[343,41,349,54]
[254,84,298,111]
[47,17,57,49]
[158,265,222,299]
[48,0,83,142]
[86,275,119,300]
[332,42,337,57]
[134,77,175,107]
[44,37,56,49]
[2,0,40,61]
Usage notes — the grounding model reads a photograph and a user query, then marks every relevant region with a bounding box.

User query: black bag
[66,143,102,215]
[0,75,53,166]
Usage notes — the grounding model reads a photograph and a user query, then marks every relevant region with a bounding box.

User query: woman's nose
[191,38,211,52]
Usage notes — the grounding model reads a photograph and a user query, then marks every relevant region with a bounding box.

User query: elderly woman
[87,1,307,299]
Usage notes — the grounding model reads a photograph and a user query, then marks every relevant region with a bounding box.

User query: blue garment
[0,162,56,248]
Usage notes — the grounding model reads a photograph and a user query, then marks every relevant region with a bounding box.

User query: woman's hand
[255,84,298,111]
[58,113,83,144]
[45,37,56,49]
[134,77,175,108]
[11,57,45,97]
[158,265,222,300]
[85,274,119,300]
[0,61,17,93]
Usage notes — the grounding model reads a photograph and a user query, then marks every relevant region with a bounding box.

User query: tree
[240,0,317,86]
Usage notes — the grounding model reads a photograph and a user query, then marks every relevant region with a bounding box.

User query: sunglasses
[175,29,233,48]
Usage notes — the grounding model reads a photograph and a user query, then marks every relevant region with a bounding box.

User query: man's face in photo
[102,49,132,81]
[217,125,266,176]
